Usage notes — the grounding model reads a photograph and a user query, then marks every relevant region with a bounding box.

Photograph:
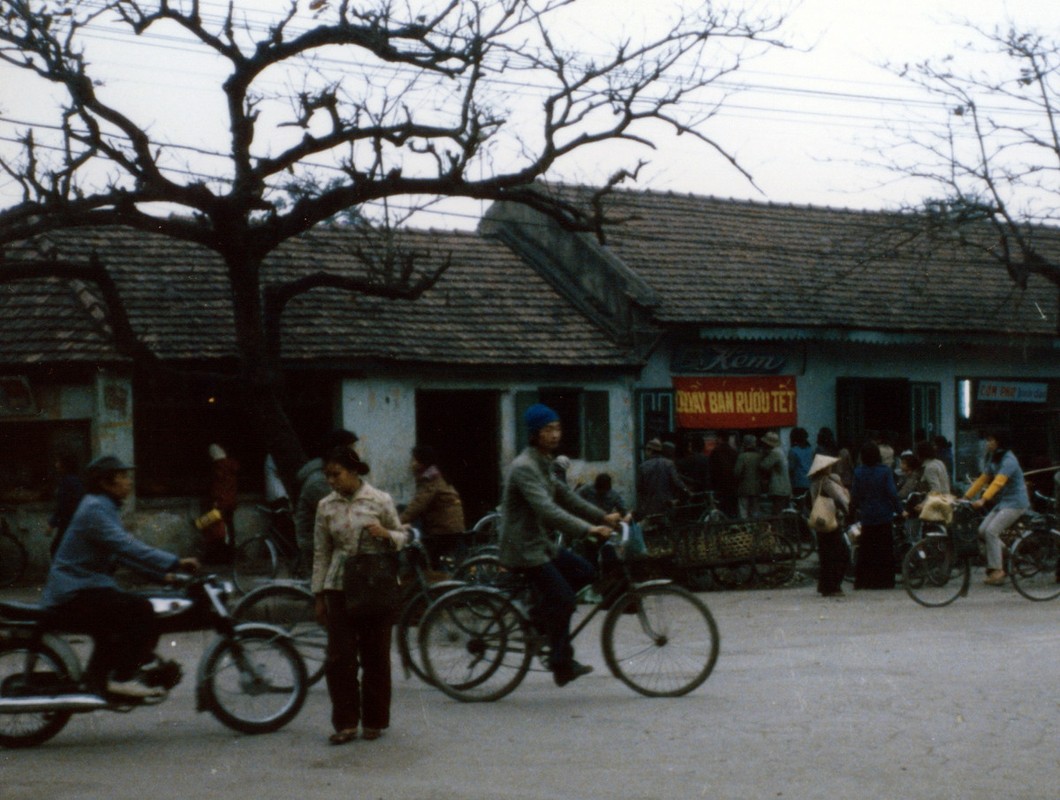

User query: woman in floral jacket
[312,446,407,745]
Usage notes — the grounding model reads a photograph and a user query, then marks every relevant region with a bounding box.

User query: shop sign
[977,380,1048,403]
[674,375,797,429]
[671,344,787,375]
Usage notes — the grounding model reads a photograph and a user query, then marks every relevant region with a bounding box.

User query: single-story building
[484,188,1060,481]
[2,187,1058,575]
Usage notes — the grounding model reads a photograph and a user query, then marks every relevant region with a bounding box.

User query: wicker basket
[719,524,756,559]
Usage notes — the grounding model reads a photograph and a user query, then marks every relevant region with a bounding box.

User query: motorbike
[0,573,308,748]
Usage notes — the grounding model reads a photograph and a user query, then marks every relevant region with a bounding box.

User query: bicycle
[232,504,301,594]
[901,500,1055,606]
[782,490,816,559]
[1007,511,1060,601]
[393,528,464,684]
[230,580,325,686]
[0,510,29,589]
[416,524,720,702]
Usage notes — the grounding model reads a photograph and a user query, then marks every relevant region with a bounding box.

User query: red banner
[673,375,798,429]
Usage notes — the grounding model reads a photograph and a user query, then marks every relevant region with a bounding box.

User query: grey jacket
[498,447,606,569]
[759,446,792,497]
[294,458,330,549]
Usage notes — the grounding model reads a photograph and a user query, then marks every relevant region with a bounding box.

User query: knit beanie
[525,403,560,436]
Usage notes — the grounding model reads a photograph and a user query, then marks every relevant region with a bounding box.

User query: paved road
[2,578,1057,800]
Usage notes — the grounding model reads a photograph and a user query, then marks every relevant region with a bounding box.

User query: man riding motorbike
[41,455,199,698]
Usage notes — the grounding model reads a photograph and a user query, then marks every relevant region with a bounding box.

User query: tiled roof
[567,187,1060,339]
[0,226,639,367]
[0,276,120,364]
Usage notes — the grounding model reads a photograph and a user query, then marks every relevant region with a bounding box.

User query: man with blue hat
[498,404,620,686]
[42,455,200,698]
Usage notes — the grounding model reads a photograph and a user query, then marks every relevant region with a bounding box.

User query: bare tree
[881,24,1060,329]
[0,0,785,480]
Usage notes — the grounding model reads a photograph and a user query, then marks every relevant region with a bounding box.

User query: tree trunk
[225,250,308,492]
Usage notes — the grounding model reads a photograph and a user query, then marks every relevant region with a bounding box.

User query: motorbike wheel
[0,641,74,748]
[199,628,307,735]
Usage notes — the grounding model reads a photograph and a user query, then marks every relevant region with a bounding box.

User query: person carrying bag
[311,445,407,746]
[807,454,850,597]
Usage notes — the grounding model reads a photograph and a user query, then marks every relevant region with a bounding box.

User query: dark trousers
[516,549,596,671]
[52,588,158,688]
[855,522,896,589]
[323,592,393,732]
[816,529,849,594]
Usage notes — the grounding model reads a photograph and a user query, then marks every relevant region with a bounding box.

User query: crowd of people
[32,409,1053,747]
[630,425,1050,599]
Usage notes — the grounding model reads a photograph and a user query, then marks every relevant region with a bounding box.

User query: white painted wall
[338,374,638,509]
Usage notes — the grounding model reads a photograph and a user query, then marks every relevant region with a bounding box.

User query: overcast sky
[0,0,1056,229]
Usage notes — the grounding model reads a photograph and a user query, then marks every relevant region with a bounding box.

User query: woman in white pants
[963,431,1029,586]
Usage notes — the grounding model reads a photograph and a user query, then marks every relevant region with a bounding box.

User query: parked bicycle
[230,580,325,686]
[416,524,720,702]
[0,510,29,589]
[232,527,464,687]
[393,529,464,684]
[783,490,816,559]
[232,505,301,594]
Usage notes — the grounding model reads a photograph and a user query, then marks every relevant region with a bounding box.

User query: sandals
[328,728,357,746]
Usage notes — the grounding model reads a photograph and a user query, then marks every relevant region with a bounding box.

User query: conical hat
[808,454,840,477]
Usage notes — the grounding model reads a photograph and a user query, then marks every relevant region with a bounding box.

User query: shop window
[514,389,610,461]
[0,420,91,503]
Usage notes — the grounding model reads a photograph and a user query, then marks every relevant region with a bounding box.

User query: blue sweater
[851,464,903,526]
[42,493,179,607]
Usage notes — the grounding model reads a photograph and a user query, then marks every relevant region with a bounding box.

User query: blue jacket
[788,445,815,491]
[851,464,903,526]
[42,493,180,608]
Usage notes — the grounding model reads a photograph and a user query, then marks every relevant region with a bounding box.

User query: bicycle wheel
[602,585,720,697]
[755,533,798,587]
[0,531,28,589]
[781,511,815,559]
[199,628,307,734]
[1009,528,1060,602]
[233,536,279,594]
[451,552,503,585]
[396,580,464,685]
[902,537,970,607]
[0,641,74,748]
[232,584,325,685]
[711,561,754,589]
[418,587,531,702]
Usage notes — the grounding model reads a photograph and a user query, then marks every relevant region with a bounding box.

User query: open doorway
[415,390,501,526]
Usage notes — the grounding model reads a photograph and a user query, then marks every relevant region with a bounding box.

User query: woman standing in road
[809,454,850,597]
[312,445,407,745]
[850,441,903,589]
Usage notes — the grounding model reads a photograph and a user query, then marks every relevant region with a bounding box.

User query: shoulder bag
[342,529,402,618]
[808,491,838,533]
